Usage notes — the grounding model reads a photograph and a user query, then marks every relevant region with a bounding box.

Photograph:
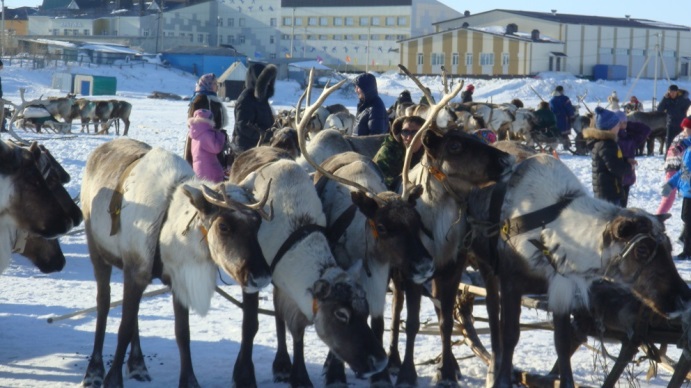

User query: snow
[1,61,690,387]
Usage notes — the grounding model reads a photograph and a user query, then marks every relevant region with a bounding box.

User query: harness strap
[108,157,144,236]
[501,197,575,238]
[270,223,327,275]
[487,176,509,274]
[325,204,357,247]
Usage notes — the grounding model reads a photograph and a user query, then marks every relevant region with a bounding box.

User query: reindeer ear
[656,213,672,223]
[182,184,214,214]
[408,184,424,204]
[422,129,442,150]
[351,191,378,219]
[311,279,331,300]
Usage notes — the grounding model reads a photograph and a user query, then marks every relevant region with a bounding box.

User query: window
[613,48,627,55]
[239,18,245,27]
[239,35,245,44]
[662,50,676,58]
[344,34,353,40]
[465,53,473,66]
[345,17,354,26]
[143,29,150,36]
[306,34,314,40]
[228,35,235,44]
[197,34,204,43]
[333,35,342,40]
[386,16,395,26]
[417,53,424,65]
[502,53,509,66]
[270,53,276,59]
[83,29,89,35]
[308,17,317,26]
[320,17,328,26]
[319,34,327,40]
[452,52,459,65]
[630,48,645,56]
[281,34,290,40]
[270,18,277,27]
[360,17,369,26]
[218,35,223,43]
[599,47,612,55]
[334,17,343,26]
[372,17,380,26]
[294,18,302,26]
[480,53,494,66]
[370,34,379,40]
[397,16,407,26]
[188,33,193,42]
[359,34,368,40]
[218,18,223,27]
[282,17,292,26]
[431,53,445,66]
[385,34,395,40]
[270,35,275,44]
[228,18,234,27]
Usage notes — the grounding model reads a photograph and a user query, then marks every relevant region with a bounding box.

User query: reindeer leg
[103,268,148,388]
[369,315,393,386]
[125,318,151,382]
[289,323,313,387]
[433,261,465,385]
[601,339,640,388]
[272,291,292,382]
[395,280,422,387]
[82,251,112,387]
[172,293,200,388]
[233,291,259,388]
[496,280,522,388]
[553,313,575,388]
[323,351,347,386]
[388,274,404,375]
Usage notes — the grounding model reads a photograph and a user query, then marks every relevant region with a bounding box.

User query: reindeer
[627,110,666,155]
[457,153,691,388]
[103,100,132,136]
[296,129,388,173]
[227,76,388,387]
[80,138,273,387]
[387,66,515,386]
[292,80,435,384]
[323,110,356,135]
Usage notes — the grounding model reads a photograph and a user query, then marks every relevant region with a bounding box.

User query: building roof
[281,0,411,7]
[436,9,690,31]
[399,24,563,44]
[163,45,246,57]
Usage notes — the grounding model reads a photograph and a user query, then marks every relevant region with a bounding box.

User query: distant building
[416,9,691,78]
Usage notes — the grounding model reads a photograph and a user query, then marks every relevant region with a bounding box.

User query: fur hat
[615,111,627,123]
[466,84,475,91]
[195,73,217,93]
[682,117,691,129]
[595,106,620,130]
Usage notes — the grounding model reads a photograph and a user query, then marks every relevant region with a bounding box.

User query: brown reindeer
[104,100,132,136]
[628,110,666,155]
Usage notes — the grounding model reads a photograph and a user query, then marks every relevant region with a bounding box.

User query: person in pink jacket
[188,109,226,183]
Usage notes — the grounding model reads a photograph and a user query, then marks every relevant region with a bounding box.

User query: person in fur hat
[184,73,230,168]
[657,84,691,151]
[232,63,277,152]
[353,72,388,136]
[188,109,226,183]
[583,106,636,205]
[373,115,425,190]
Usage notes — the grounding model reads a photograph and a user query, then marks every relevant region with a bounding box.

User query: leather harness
[108,157,144,236]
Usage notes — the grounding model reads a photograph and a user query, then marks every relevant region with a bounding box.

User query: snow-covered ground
[1,60,690,387]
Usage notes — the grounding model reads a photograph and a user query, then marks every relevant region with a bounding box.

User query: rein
[270,223,327,275]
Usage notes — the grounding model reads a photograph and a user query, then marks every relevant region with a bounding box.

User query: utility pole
[652,33,659,110]
[2,0,6,57]
[289,8,295,58]
[366,25,370,72]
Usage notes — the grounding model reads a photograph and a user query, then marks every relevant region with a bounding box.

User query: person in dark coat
[184,73,230,168]
[615,111,651,207]
[583,107,635,206]
[352,73,388,136]
[531,101,560,139]
[387,90,413,118]
[657,84,691,151]
[231,63,277,153]
[460,84,474,103]
[549,85,576,149]
[373,115,425,190]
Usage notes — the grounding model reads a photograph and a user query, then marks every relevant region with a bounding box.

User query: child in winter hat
[195,73,218,94]
[188,108,226,183]
[594,106,620,130]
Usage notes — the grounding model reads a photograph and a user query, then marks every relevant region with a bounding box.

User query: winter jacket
[373,134,423,190]
[353,74,388,136]
[667,148,691,199]
[617,121,651,187]
[664,132,691,172]
[657,89,691,136]
[232,63,277,152]
[460,90,473,103]
[549,92,576,134]
[188,93,229,131]
[189,112,226,183]
[532,107,560,138]
[584,128,632,204]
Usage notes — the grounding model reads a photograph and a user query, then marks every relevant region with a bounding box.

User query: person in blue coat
[662,124,691,260]
[549,85,576,150]
[352,73,388,136]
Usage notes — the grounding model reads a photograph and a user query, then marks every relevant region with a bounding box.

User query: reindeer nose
[368,354,388,374]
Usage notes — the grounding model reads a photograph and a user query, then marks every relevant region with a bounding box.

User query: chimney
[551,9,557,16]
[464,10,470,17]
[462,22,469,28]
[625,14,630,20]
[531,29,540,41]
[506,23,518,35]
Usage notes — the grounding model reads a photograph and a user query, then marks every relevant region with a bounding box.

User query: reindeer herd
[4,91,132,136]
[3,66,691,388]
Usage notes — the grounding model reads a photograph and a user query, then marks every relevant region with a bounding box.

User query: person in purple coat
[615,111,651,207]
[188,109,226,183]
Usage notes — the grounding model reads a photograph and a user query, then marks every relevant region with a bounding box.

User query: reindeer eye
[376,224,387,236]
[217,221,230,233]
[334,307,350,323]
[448,140,462,154]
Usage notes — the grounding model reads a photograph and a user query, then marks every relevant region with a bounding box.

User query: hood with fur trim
[582,127,617,141]
[188,115,216,140]
[245,63,276,101]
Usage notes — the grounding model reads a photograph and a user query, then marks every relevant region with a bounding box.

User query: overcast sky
[6,1,690,28]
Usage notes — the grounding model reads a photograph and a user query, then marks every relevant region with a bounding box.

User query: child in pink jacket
[188,109,226,183]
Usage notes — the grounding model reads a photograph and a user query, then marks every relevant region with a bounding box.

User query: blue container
[593,64,627,81]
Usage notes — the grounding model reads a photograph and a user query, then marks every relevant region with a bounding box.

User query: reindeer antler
[398,64,464,201]
[296,69,386,206]
[201,181,274,221]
